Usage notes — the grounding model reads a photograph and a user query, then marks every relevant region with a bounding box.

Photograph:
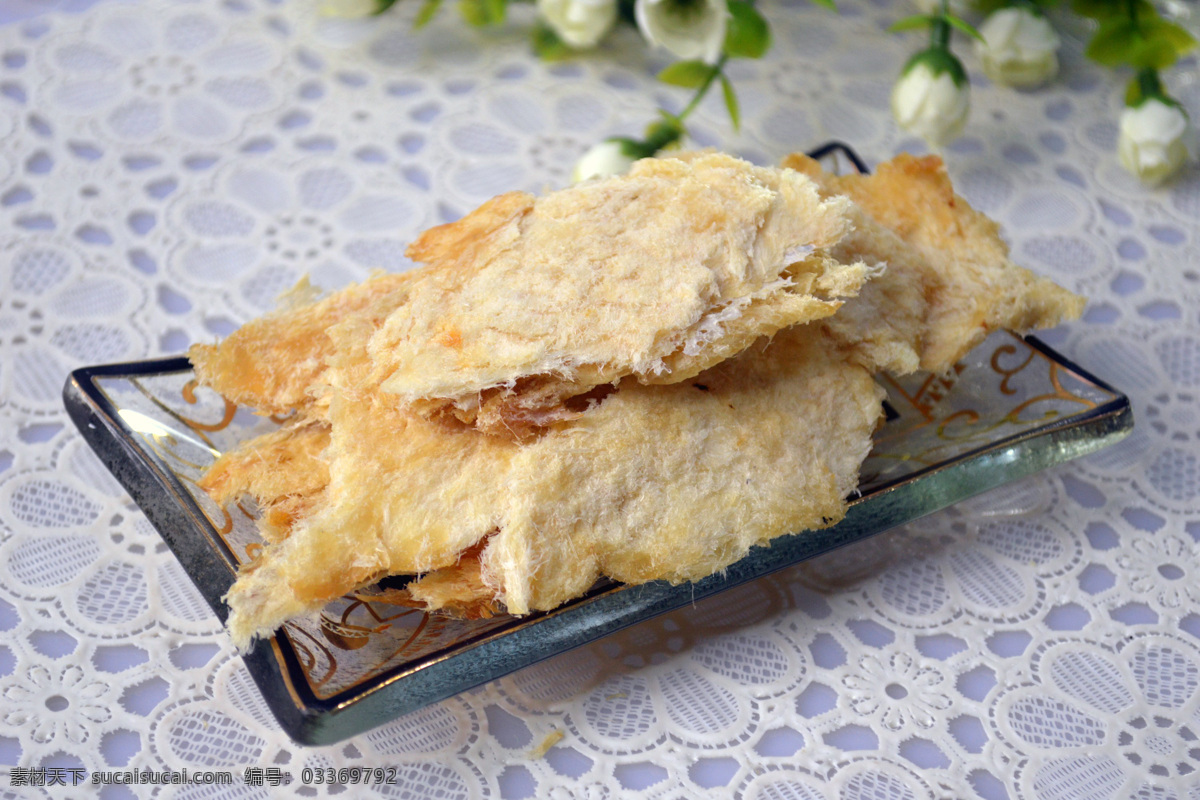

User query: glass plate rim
[63,332,1132,744]
[58,143,1134,744]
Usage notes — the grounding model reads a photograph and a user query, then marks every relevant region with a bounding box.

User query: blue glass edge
[313,388,1132,744]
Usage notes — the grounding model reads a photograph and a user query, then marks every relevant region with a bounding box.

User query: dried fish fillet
[188,273,414,418]
[197,419,329,544]
[359,152,871,434]
[783,152,1084,374]
[222,323,883,647]
[194,151,1085,651]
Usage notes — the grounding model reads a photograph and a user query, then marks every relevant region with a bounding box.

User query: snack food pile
[190,152,1083,649]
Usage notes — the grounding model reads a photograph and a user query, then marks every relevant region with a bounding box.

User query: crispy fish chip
[188,273,414,417]
[783,152,1084,373]
[223,323,883,648]
[199,151,1085,650]
[357,153,872,433]
[402,541,501,619]
[197,420,330,543]
[190,154,873,439]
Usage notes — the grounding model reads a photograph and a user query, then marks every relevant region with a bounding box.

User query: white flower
[891,54,970,148]
[320,0,382,17]
[538,0,618,49]
[1118,98,1190,186]
[572,140,638,182]
[975,7,1060,88]
[635,0,728,64]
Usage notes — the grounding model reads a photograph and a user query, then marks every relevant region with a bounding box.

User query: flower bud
[891,49,970,148]
[634,0,728,64]
[537,0,618,49]
[975,7,1060,88]
[572,140,639,183]
[1118,98,1189,186]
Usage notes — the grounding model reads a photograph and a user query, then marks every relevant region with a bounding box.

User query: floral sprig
[890,0,1196,183]
[574,1,775,180]
[324,0,784,179]
[1074,0,1195,184]
[327,0,1198,186]
[889,3,981,147]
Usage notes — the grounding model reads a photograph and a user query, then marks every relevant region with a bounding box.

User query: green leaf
[1086,16,1196,69]
[809,0,837,10]
[1140,18,1199,59]
[609,136,655,160]
[724,1,771,59]
[888,14,937,33]
[458,0,504,27]
[458,0,487,26]
[658,60,716,89]
[720,74,740,131]
[1129,37,1181,69]
[413,0,442,28]
[642,115,686,151]
[1070,0,1138,20]
[1085,18,1139,66]
[376,0,402,13]
[532,20,572,61]
[944,14,983,43]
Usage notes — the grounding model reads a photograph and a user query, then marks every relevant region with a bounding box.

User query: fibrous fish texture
[221,322,884,649]
[355,152,873,435]
[783,152,1084,375]
[193,151,1084,651]
[191,154,873,439]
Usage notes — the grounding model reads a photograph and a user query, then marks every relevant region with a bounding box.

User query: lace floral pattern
[1,0,1198,796]
[997,635,1200,797]
[165,155,424,318]
[1,664,112,745]
[39,3,285,145]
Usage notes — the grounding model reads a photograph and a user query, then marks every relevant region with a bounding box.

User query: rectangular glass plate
[59,142,1131,744]
[64,330,1131,744]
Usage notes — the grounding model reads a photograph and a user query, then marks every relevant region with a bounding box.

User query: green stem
[1136,66,1163,100]
[1127,0,1140,32]
[678,54,730,122]
[930,6,951,51]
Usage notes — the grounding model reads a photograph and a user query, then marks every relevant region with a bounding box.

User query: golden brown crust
[359,153,866,431]
[197,420,330,543]
[221,322,883,647]
[782,152,1085,374]
[194,150,1084,650]
[187,273,414,417]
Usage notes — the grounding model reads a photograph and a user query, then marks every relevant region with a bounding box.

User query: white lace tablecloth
[2,0,1199,797]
